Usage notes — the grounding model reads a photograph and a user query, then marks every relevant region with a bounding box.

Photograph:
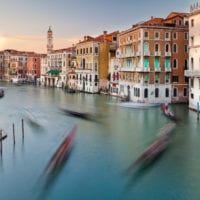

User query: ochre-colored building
[76,31,119,93]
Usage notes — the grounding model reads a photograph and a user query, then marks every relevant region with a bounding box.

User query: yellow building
[75,31,119,93]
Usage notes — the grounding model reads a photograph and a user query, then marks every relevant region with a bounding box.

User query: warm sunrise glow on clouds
[0,35,80,53]
[0,0,190,53]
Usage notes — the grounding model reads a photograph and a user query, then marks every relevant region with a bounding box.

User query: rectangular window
[173,88,178,97]
[184,32,188,40]
[183,88,187,96]
[184,59,188,70]
[95,47,98,54]
[155,32,159,39]
[172,76,179,83]
[184,45,188,53]
[144,32,148,38]
[191,79,194,88]
[173,59,177,68]
[185,77,189,83]
[173,32,177,39]
[190,37,194,46]
[90,47,92,53]
[191,19,194,27]
[165,32,169,39]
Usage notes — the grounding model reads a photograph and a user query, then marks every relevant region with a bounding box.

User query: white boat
[118,102,162,108]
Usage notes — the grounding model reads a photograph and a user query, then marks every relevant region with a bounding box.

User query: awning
[47,70,61,75]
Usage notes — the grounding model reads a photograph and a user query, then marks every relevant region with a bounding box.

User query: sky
[0,0,194,53]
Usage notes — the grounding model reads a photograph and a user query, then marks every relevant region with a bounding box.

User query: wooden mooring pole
[0,129,2,156]
[13,123,15,145]
[22,119,24,139]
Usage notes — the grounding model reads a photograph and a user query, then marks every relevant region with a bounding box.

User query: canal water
[0,83,200,200]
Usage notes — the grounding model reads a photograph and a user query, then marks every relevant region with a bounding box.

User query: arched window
[165,44,169,52]
[82,58,85,69]
[165,88,169,97]
[144,88,148,98]
[155,88,159,98]
[173,44,177,53]
[155,43,159,52]
[191,57,194,69]
[173,88,178,97]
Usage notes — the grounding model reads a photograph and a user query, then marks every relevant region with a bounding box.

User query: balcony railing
[165,52,171,57]
[155,67,161,72]
[144,51,150,56]
[165,67,171,72]
[136,51,141,56]
[185,70,200,77]
[120,67,136,72]
[136,67,150,72]
[155,51,161,56]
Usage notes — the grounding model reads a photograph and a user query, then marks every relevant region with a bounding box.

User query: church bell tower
[47,26,53,54]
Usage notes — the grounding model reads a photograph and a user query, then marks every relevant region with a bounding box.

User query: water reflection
[0,83,200,200]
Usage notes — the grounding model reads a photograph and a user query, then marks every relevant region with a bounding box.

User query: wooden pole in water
[0,129,2,156]
[22,119,24,139]
[13,123,15,145]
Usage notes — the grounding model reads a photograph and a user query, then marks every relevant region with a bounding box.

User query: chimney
[151,16,154,19]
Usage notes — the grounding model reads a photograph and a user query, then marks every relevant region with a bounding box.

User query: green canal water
[0,82,200,200]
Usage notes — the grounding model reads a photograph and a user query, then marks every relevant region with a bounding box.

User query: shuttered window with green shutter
[165,58,170,68]
[144,58,149,69]
[154,58,159,69]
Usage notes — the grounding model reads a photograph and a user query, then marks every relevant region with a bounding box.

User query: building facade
[185,4,200,110]
[118,12,189,103]
[75,31,119,93]
[41,27,75,87]
[27,52,43,83]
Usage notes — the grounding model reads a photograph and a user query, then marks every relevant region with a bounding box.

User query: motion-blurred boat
[61,108,94,120]
[0,89,4,98]
[45,125,77,175]
[126,122,176,172]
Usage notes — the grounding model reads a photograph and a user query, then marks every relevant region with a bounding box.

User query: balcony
[165,52,171,57]
[144,51,150,56]
[154,67,161,72]
[136,67,150,72]
[185,70,200,77]
[165,67,171,72]
[136,51,141,56]
[155,51,161,56]
[125,52,133,58]
[120,67,136,72]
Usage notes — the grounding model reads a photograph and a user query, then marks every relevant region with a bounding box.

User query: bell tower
[47,26,53,54]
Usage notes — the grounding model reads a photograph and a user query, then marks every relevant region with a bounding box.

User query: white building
[185,3,200,110]
[41,27,75,88]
